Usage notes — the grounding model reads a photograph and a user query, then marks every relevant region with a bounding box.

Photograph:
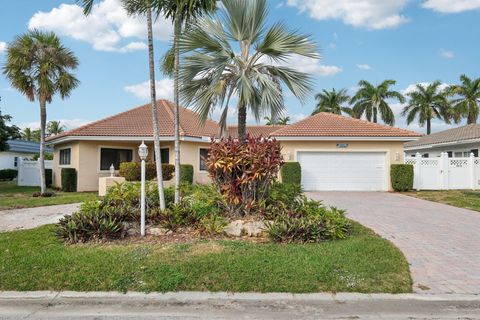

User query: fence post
[441,152,449,190]
[415,152,421,191]
[470,152,475,190]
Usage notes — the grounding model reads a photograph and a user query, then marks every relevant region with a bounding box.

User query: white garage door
[297,152,387,191]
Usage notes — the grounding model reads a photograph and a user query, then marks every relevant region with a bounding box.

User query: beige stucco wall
[52,141,80,189]
[279,140,406,191]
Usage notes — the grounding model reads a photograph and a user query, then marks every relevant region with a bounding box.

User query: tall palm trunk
[467,103,477,124]
[39,98,47,194]
[147,7,165,210]
[173,14,181,204]
[238,102,247,142]
[426,118,431,135]
[373,103,378,123]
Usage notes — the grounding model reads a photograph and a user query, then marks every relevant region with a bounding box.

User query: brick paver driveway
[307,192,480,294]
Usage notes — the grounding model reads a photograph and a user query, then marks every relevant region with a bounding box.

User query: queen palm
[312,88,353,116]
[47,120,66,136]
[3,30,79,194]
[351,80,405,125]
[78,0,167,210]
[448,75,480,124]
[178,0,319,141]
[402,82,451,135]
[155,0,216,204]
[264,116,290,126]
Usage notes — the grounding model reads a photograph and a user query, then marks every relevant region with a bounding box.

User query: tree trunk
[427,118,431,135]
[237,102,247,143]
[39,98,47,194]
[147,7,165,210]
[373,105,378,123]
[173,15,181,204]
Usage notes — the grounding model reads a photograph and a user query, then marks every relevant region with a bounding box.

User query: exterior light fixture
[138,141,148,236]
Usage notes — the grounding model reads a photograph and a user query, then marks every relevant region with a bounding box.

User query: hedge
[119,162,174,181]
[179,164,194,184]
[0,169,17,181]
[61,168,77,192]
[281,162,301,185]
[45,169,53,188]
[390,164,414,192]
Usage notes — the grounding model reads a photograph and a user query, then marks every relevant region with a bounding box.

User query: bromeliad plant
[207,136,284,216]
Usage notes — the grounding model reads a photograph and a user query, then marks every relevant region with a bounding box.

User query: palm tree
[312,88,353,116]
[350,80,405,125]
[155,0,216,204]
[3,30,79,194]
[277,116,290,125]
[179,0,319,142]
[22,128,33,141]
[448,75,480,124]
[402,82,451,135]
[47,120,66,136]
[264,116,290,125]
[78,0,167,210]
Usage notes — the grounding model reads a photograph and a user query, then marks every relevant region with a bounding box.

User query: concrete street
[0,291,479,319]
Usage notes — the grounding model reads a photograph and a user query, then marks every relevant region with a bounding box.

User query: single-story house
[405,124,480,158]
[0,140,52,170]
[46,99,421,192]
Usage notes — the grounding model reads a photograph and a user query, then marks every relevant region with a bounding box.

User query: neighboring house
[0,140,52,170]
[46,100,421,192]
[405,124,480,158]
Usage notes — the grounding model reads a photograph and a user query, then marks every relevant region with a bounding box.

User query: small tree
[206,136,284,215]
[0,109,21,151]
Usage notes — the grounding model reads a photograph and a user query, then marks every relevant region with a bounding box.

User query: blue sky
[0,0,479,134]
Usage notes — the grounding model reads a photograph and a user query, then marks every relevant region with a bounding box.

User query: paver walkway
[0,203,79,232]
[307,192,480,295]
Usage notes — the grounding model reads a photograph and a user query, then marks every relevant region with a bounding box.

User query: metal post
[141,158,146,237]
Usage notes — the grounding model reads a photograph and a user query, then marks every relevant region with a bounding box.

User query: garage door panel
[297,152,386,191]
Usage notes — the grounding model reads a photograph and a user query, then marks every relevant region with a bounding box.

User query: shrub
[179,164,194,184]
[207,136,284,215]
[198,213,227,235]
[119,162,174,181]
[159,203,198,231]
[281,162,301,185]
[264,182,303,210]
[181,184,224,219]
[0,169,17,181]
[32,153,53,161]
[390,164,414,192]
[61,168,77,192]
[45,168,53,188]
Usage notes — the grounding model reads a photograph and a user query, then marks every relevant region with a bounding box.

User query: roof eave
[273,136,421,142]
[405,137,480,151]
[46,135,212,146]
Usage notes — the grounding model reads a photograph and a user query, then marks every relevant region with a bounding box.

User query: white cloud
[357,63,372,70]
[422,0,480,13]
[0,41,6,53]
[124,79,174,100]
[21,119,91,130]
[283,56,342,76]
[401,82,450,96]
[440,49,455,59]
[286,0,409,29]
[28,0,172,53]
[290,113,308,122]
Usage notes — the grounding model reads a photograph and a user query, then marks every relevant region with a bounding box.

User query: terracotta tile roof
[227,125,287,138]
[47,100,220,142]
[270,112,422,138]
[405,124,480,148]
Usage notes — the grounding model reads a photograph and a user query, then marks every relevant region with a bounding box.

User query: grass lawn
[0,181,97,210]
[0,222,412,293]
[404,190,480,212]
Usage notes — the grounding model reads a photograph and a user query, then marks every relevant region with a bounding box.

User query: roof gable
[271,112,421,138]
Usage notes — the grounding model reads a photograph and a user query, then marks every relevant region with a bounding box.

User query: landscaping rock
[243,221,266,237]
[147,227,168,236]
[224,220,244,237]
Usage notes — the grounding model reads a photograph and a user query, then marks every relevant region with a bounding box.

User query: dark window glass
[59,148,71,165]
[422,153,429,158]
[100,148,133,170]
[471,149,479,157]
[199,148,209,171]
[14,157,18,167]
[160,148,169,164]
[447,151,453,158]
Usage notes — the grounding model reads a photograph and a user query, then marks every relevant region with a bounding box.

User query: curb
[0,291,479,302]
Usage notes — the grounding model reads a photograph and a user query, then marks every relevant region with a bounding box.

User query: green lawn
[0,222,412,293]
[0,181,97,210]
[404,190,480,212]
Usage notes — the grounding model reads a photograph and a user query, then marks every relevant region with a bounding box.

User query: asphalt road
[1,292,479,319]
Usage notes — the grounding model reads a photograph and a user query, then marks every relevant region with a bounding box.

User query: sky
[0,0,479,135]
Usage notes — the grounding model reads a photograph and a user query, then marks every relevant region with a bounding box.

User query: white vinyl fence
[405,152,480,190]
[17,158,53,187]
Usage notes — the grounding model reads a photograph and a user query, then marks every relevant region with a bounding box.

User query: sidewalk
[1,291,479,319]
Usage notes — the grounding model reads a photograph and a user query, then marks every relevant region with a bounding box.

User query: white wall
[0,152,36,170]
[405,142,480,158]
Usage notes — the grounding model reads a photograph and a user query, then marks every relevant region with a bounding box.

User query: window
[422,153,429,158]
[59,148,71,165]
[100,148,133,170]
[199,148,209,171]
[160,148,169,164]
[13,157,18,167]
[471,149,479,157]
[447,151,453,158]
